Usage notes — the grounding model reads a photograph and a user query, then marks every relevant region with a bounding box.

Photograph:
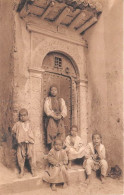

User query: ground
[14,177,123,195]
[0,163,123,195]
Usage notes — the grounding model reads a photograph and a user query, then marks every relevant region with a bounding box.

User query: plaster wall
[84,0,123,169]
[0,0,14,167]
[13,15,88,162]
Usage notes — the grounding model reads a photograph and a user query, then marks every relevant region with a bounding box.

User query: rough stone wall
[84,0,123,169]
[0,0,15,167]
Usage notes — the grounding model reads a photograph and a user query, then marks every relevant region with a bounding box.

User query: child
[43,139,69,191]
[84,132,108,184]
[65,125,85,168]
[44,85,67,148]
[12,108,36,178]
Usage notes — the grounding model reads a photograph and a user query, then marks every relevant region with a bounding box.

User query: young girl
[44,85,67,148]
[43,139,69,191]
[65,125,85,168]
[12,108,36,178]
[84,132,108,184]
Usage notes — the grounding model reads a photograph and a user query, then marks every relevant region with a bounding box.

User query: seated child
[84,132,108,184]
[12,108,36,178]
[43,139,69,191]
[65,125,85,168]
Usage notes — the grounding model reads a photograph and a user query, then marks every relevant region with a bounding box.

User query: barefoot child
[84,132,108,184]
[12,108,36,178]
[65,125,85,168]
[43,139,69,191]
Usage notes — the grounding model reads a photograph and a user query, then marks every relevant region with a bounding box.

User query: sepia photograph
[0,0,123,194]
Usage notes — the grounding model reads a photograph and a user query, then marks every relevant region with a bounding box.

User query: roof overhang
[17,0,103,35]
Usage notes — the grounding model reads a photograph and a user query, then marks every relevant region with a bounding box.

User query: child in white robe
[65,125,85,168]
[43,139,69,191]
[12,108,36,178]
[84,132,108,184]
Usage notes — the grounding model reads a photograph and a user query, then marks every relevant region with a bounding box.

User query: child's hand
[75,148,79,152]
[53,114,61,120]
[93,154,98,160]
[94,145,100,152]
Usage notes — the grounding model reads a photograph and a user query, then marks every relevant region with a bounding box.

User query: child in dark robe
[43,139,69,191]
[44,85,67,148]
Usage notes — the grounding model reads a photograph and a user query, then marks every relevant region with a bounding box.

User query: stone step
[0,166,86,194]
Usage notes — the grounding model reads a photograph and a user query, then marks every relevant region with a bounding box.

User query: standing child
[12,108,36,178]
[84,132,108,184]
[43,139,69,191]
[44,85,67,148]
[65,125,85,168]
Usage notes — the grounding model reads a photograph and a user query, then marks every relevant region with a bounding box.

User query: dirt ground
[13,177,123,195]
[0,163,123,195]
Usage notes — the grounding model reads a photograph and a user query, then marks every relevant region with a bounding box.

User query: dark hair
[53,138,63,145]
[71,125,78,131]
[49,85,58,96]
[19,108,28,116]
[92,131,102,140]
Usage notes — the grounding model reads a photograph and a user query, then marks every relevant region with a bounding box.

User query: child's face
[50,87,58,97]
[70,127,77,137]
[92,134,101,146]
[54,140,63,151]
[19,111,28,122]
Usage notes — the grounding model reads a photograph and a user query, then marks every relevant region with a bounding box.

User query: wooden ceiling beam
[69,11,86,29]
[55,6,71,26]
[41,1,55,19]
[77,15,97,34]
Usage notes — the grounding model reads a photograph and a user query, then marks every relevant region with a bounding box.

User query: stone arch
[42,50,80,139]
[42,50,80,79]
[31,36,86,80]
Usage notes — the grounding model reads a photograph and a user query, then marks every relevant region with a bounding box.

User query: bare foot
[84,177,90,185]
[32,170,37,177]
[51,184,57,191]
[18,171,24,179]
[100,175,105,184]
[63,183,68,189]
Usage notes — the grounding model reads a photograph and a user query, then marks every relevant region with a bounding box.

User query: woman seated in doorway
[65,125,85,168]
[44,85,67,149]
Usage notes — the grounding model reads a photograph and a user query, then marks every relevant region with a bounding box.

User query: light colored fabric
[12,121,35,170]
[43,148,68,184]
[85,142,106,160]
[84,142,108,176]
[12,121,35,144]
[44,97,67,118]
[65,135,85,160]
[17,142,35,170]
[85,158,108,176]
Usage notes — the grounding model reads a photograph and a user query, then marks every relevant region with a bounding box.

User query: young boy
[84,132,108,184]
[12,108,36,178]
[65,125,85,168]
[43,139,69,191]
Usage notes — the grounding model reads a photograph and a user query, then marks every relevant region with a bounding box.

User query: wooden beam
[69,11,86,29]
[55,6,71,26]
[41,1,55,19]
[77,16,97,34]
[19,4,29,18]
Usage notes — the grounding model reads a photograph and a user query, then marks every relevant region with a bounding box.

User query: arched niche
[42,51,80,137]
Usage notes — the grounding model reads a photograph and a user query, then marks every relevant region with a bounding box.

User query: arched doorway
[42,51,79,139]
